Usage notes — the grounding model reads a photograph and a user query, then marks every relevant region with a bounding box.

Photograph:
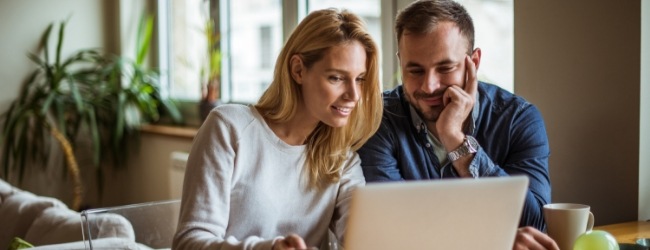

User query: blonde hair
[255,8,382,188]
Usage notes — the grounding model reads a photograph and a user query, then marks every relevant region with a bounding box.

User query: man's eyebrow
[405,59,458,68]
[404,62,422,68]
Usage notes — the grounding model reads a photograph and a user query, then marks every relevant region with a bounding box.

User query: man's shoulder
[478,82,531,108]
[477,82,544,123]
[382,86,408,115]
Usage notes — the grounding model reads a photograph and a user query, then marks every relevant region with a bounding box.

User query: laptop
[344,176,529,250]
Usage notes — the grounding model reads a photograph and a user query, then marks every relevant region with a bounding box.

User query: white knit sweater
[173,104,365,250]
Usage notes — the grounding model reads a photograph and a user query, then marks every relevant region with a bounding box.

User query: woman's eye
[355,77,366,85]
[329,76,345,82]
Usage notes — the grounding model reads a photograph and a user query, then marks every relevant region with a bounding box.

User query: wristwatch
[447,135,479,162]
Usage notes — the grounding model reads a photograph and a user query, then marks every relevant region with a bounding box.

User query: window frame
[155,0,512,126]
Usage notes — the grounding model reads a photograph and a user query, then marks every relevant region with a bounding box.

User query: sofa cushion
[0,178,18,201]
[92,213,136,240]
[0,192,66,250]
[24,206,83,246]
[28,237,152,250]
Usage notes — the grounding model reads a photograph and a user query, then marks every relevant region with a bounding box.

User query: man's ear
[290,55,304,85]
[471,48,482,71]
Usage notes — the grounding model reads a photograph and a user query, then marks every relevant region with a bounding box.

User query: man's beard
[408,88,447,122]
[405,90,443,123]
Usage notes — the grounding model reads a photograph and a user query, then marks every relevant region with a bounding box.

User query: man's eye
[439,67,455,73]
[407,69,424,75]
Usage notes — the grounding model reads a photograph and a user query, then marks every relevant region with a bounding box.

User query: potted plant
[0,16,181,210]
[198,19,222,121]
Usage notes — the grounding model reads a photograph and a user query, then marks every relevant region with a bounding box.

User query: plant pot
[199,79,221,122]
[199,98,221,122]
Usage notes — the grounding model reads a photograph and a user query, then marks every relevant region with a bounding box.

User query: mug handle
[586,212,595,231]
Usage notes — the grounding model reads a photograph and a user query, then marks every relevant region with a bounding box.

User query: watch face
[466,136,479,152]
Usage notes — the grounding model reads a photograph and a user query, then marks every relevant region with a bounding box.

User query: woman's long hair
[255,8,382,189]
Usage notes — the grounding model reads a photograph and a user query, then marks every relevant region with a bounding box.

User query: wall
[641,0,650,221]
[0,0,120,208]
[515,0,641,225]
[0,0,118,113]
[115,132,193,205]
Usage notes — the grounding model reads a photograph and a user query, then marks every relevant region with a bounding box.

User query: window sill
[140,124,198,139]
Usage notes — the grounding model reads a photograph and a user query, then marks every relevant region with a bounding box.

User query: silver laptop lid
[344,176,529,250]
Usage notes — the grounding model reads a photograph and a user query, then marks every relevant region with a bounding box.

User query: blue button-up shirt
[358,83,551,230]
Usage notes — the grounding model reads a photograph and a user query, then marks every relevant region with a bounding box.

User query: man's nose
[421,71,441,93]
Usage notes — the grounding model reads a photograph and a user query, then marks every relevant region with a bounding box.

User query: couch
[0,178,141,250]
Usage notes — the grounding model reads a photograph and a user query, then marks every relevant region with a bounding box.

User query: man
[358,0,557,249]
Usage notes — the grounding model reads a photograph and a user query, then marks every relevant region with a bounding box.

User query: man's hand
[434,55,478,177]
[273,234,313,250]
[437,55,478,150]
[513,227,560,250]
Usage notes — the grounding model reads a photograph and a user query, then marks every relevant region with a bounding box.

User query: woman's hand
[513,226,560,250]
[273,234,313,250]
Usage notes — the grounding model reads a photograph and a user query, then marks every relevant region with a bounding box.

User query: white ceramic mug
[543,203,595,250]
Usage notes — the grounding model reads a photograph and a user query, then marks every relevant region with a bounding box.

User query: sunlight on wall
[640,0,650,221]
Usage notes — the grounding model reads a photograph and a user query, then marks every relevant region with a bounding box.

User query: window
[167,0,209,100]
[160,0,513,106]
[222,0,283,103]
[307,0,383,88]
[260,26,273,69]
[457,0,513,92]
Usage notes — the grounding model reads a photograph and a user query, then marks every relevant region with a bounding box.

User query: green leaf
[115,92,126,147]
[160,98,183,123]
[68,75,84,112]
[55,20,66,69]
[40,91,57,116]
[86,107,100,166]
[18,70,40,105]
[136,14,154,66]
[15,116,30,182]
[38,23,54,65]
[26,53,46,68]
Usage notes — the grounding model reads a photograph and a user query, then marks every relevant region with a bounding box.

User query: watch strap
[447,135,479,162]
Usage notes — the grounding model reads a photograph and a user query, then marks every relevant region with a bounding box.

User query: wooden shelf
[140,124,198,139]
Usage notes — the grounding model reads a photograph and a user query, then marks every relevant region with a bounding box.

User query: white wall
[0,0,117,113]
[0,0,120,207]
[640,0,650,221]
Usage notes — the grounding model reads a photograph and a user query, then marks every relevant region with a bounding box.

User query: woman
[172,8,382,250]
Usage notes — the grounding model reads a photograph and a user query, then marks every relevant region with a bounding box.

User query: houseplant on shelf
[198,19,222,121]
[0,17,181,210]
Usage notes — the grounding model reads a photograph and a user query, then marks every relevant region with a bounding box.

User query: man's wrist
[440,132,466,152]
[447,135,479,162]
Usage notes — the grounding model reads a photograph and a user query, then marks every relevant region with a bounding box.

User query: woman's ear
[290,55,304,85]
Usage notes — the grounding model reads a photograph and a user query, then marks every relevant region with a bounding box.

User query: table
[594,221,650,243]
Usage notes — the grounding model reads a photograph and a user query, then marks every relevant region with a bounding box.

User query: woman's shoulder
[206,104,258,127]
[212,103,253,114]
[211,103,255,118]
